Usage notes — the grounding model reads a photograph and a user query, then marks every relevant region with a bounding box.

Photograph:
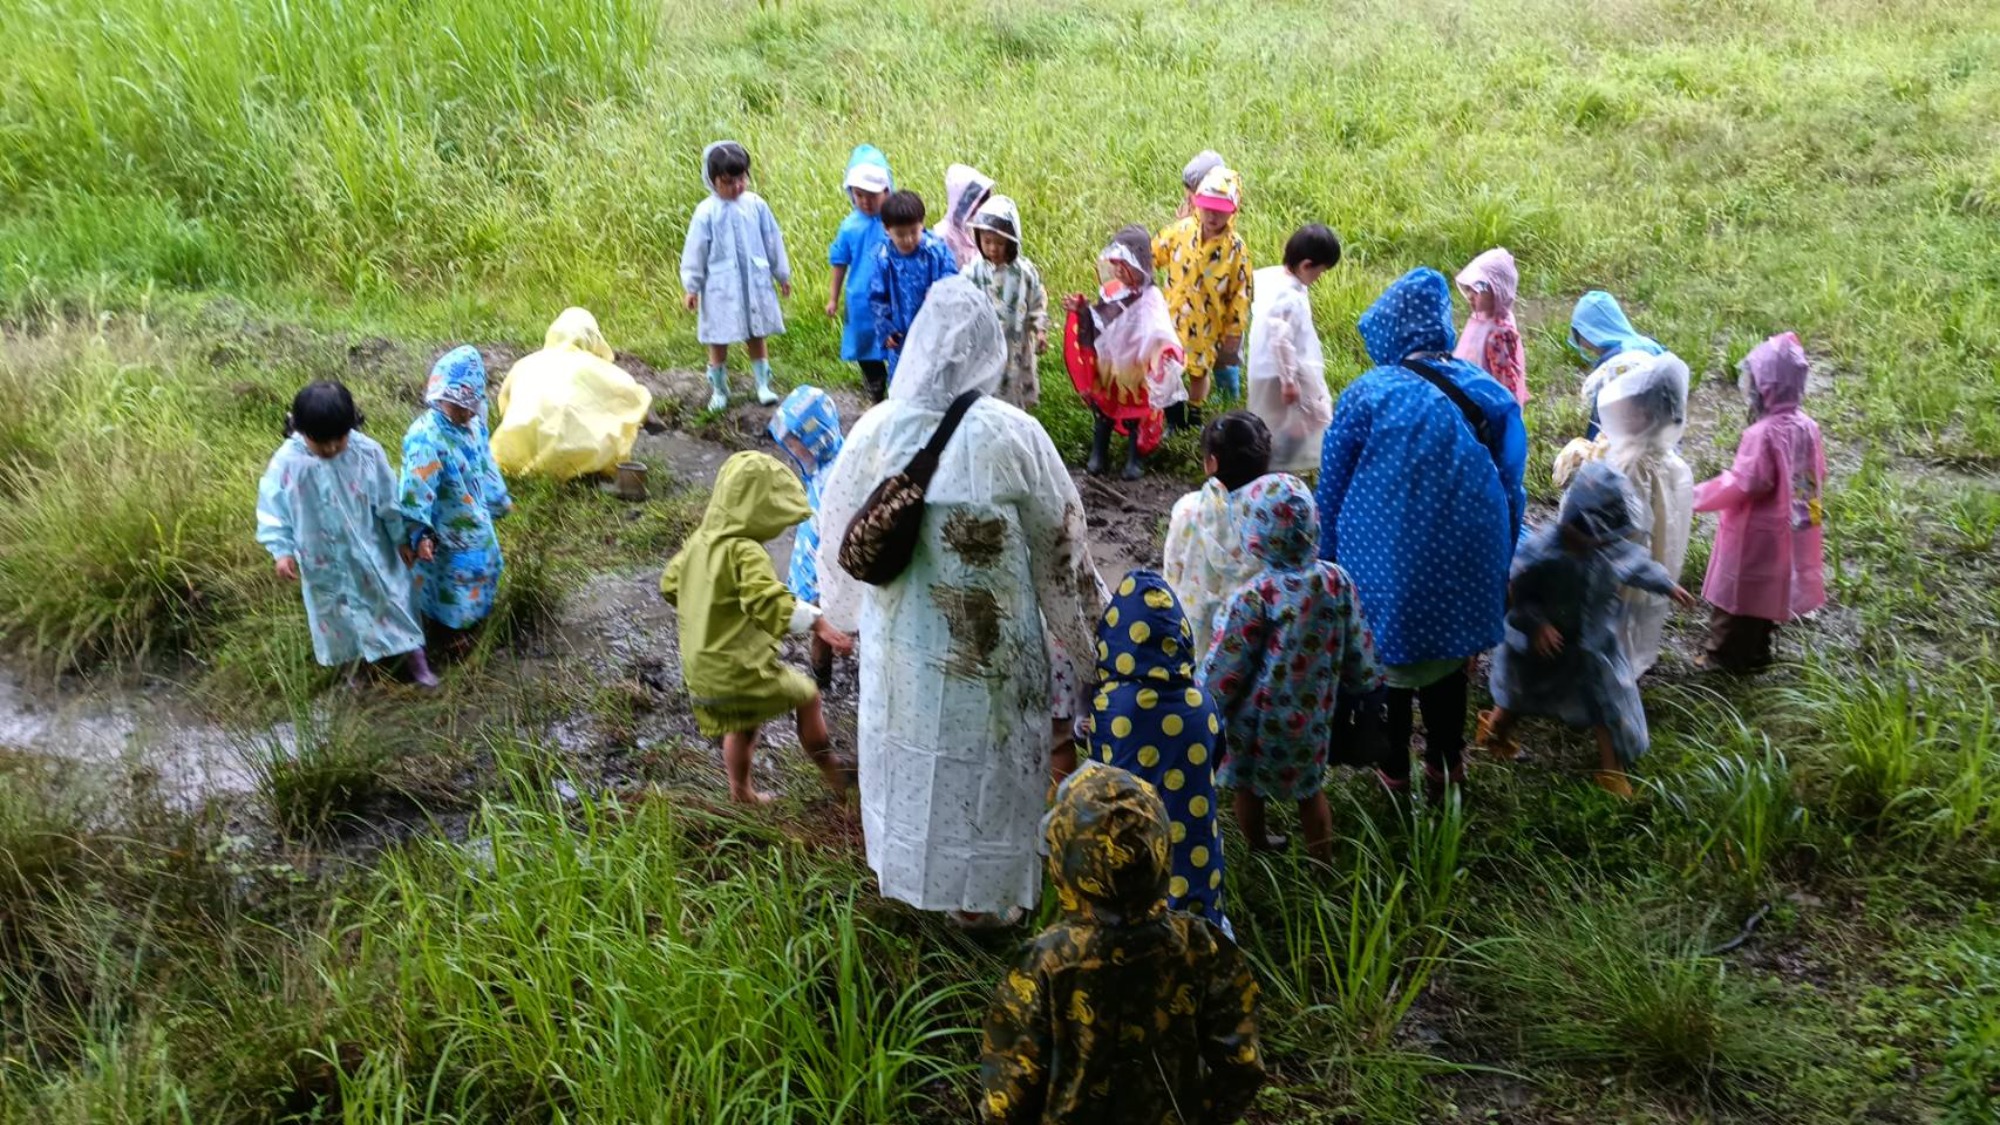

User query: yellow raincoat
[491,308,652,480]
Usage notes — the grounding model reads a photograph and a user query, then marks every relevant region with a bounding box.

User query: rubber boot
[1120,434,1144,481]
[1164,401,1187,434]
[406,647,440,689]
[752,359,780,406]
[705,364,729,412]
[1086,414,1113,476]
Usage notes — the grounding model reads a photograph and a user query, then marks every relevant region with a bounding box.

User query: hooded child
[767,385,846,689]
[934,163,995,269]
[1176,149,1224,220]
[1692,331,1827,672]
[660,450,856,804]
[1088,570,1231,935]
[1063,225,1188,481]
[681,140,792,411]
[1479,461,1697,798]
[827,144,896,400]
[399,346,513,643]
[1162,412,1271,661]
[1552,352,1695,676]
[1453,247,1529,405]
[963,195,1050,410]
[979,763,1265,1125]
[1155,166,1252,408]
[258,381,437,688]
[1201,474,1383,863]
[490,308,653,481]
[1246,224,1341,475]
[866,190,960,394]
[1569,290,1665,438]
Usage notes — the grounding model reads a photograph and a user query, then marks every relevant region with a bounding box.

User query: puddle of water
[0,668,261,806]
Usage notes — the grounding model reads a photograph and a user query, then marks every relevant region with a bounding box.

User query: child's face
[439,401,477,427]
[852,188,886,216]
[783,435,814,471]
[1198,208,1230,240]
[976,230,1011,266]
[1467,284,1495,315]
[886,222,923,254]
[712,173,748,201]
[305,434,350,459]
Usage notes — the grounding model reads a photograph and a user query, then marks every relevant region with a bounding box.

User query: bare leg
[794,694,852,799]
[1049,719,1077,788]
[722,727,773,805]
[1297,791,1334,864]
[1234,789,1286,852]
[746,337,769,361]
[1592,727,1633,798]
[1477,706,1522,760]
[706,343,730,368]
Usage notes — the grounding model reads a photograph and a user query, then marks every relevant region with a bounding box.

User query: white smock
[816,277,1099,916]
[1245,265,1334,475]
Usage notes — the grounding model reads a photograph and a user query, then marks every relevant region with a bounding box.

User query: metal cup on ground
[614,461,648,502]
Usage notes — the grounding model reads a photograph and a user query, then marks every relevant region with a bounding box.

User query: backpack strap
[1400,356,1495,453]
[902,389,983,489]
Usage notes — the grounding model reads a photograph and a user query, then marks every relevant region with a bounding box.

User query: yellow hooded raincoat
[491,308,653,480]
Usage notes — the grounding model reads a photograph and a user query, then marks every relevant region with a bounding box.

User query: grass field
[2,0,1999,1120]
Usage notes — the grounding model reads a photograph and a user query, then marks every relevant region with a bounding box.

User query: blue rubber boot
[705,364,729,412]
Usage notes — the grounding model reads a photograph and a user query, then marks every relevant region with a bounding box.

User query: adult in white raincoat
[817,276,1100,922]
[1553,352,1695,676]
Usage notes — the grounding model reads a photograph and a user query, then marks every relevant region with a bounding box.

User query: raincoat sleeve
[1199,589,1268,711]
[254,454,296,561]
[1693,426,1777,511]
[398,430,443,546]
[680,204,711,298]
[1199,933,1267,1124]
[1316,393,1370,560]
[1268,303,1302,390]
[759,199,792,287]
[1160,497,1197,596]
[1223,243,1251,342]
[1334,571,1384,694]
[810,407,887,635]
[1025,261,1048,336]
[1610,542,1678,598]
[978,961,1052,1125]
[1021,430,1098,717]
[658,548,686,608]
[1485,325,1525,399]
[1492,402,1529,544]
[365,444,408,548]
[1503,547,1560,647]
[730,538,799,639]
[867,249,895,345]
[475,420,513,519]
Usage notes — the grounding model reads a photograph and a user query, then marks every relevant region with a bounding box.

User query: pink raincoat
[1693,332,1827,622]
[1452,248,1529,404]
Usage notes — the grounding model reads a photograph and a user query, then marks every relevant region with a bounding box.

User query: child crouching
[661,451,855,804]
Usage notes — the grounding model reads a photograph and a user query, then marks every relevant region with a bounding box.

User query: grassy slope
[2,0,1998,1121]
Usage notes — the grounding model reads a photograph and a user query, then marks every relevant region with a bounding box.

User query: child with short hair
[259,381,437,688]
[1154,165,1252,412]
[1570,289,1665,438]
[400,347,512,647]
[1162,412,1271,660]
[660,451,856,805]
[767,385,845,690]
[1062,226,1187,481]
[866,190,959,393]
[1692,331,1827,672]
[963,195,1049,410]
[1201,474,1382,863]
[1454,247,1529,405]
[826,144,895,403]
[934,163,995,269]
[1246,224,1340,475]
[682,140,793,411]
[1479,462,1699,798]
[1088,570,1230,934]
[980,763,1264,1125]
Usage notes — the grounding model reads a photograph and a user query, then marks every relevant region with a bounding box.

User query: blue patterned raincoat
[767,385,844,604]
[399,346,513,629]
[867,230,958,378]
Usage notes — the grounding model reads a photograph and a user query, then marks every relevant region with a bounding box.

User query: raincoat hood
[1358,268,1458,365]
[1191,166,1242,218]
[542,308,615,362]
[699,451,812,543]
[1742,331,1809,415]
[767,385,844,477]
[1182,150,1224,192]
[1569,291,1663,360]
[887,275,1006,411]
[1095,570,1198,687]
[700,140,750,195]
[1043,762,1171,927]
[1239,473,1320,571]
[842,143,893,208]
[1455,248,1518,317]
[1100,225,1157,290]
[967,193,1022,246]
[425,346,488,415]
[940,163,994,239]
[1558,461,1638,547]
[1598,352,1689,455]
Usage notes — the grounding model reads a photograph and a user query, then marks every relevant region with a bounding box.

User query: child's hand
[274,556,299,582]
[416,538,436,564]
[1670,585,1700,610]
[1061,293,1086,314]
[825,297,840,318]
[683,293,700,312]
[812,617,855,657]
[1533,624,1565,658]
[1282,380,1300,405]
[1035,329,1048,354]
[884,334,902,351]
[779,279,792,299]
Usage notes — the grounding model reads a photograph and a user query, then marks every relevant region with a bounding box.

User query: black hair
[285,380,364,442]
[706,142,751,183]
[974,218,1019,263]
[1283,223,1343,271]
[1202,411,1272,492]
[880,190,926,229]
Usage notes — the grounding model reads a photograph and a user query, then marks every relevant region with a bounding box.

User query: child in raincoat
[1552,352,1695,676]
[1175,150,1224,220]
[681,141,792,412]
[767,385,845,690]
[963,195,1049,410]
[490,308,653,481]
[1479,462,1698,798]
[867,190,959,389]
[933,163,994,269]
[258,381,437,688]
[1162,411,1271,660]
[826,144,895,402]
[979,763,1265,1125]
[1063,225,1187,481]
[1246,224,1340,475]
[1454,248,1529,405]
[1570,290,1665,438]
[400,347,513,645]
[1087,570,1230,935]
[1692,331,1827,672]
[1201,474,1382,864]
[1154,166,1252,410]
[660,451,856,805]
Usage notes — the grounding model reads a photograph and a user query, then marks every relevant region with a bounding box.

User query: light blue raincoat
[767,385,844,603]
[1570,290,1665,437]
[257,430,426,665]
[681,140,792,346]
[828,144,894,363]
[399,346,513,630]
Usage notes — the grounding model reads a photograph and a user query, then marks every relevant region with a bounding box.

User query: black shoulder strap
[904,389,982,489]
[1400,356,1493,450]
